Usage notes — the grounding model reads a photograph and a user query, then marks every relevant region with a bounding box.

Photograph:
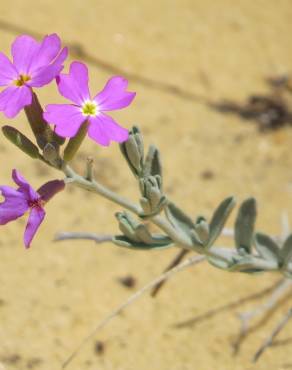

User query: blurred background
[1,0,292,369]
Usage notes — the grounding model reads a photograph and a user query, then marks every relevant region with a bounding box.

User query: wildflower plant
[1,33,292,364]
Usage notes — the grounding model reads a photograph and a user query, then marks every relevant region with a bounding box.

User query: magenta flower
[44,61,136,146]
[0,170,64,248]
[0,34,68,118]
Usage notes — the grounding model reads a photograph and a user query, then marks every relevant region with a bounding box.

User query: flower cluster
[0,33,136,247]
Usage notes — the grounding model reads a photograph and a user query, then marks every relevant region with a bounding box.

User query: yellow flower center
[81,100,99,116]
[14,74,31,87]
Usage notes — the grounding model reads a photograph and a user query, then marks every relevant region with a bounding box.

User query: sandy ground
[1,0,292,369]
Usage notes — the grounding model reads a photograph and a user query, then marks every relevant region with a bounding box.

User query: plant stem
[60,162,291,274]
[62,162,141,214]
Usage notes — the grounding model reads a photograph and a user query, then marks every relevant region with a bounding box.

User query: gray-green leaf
[207,255,230,270]
[112,235,172,250]
[234,198,257,254]
[143,145,162,181]
[2,125,41,159]
[165,202,196,238]
[281,234,292,269]
[208,196,235,247]
[255,233,280,263]
[119,126,144,177]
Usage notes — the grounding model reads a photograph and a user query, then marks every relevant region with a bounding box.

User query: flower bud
[2,125,40,159]
[24,92,65,149]
[63,121,88,162]
[120,126,144,177]
[139,176,167,217]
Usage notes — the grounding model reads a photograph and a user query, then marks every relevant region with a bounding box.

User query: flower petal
[0,185,28,225]
[24,206,45,248]
[0,85,32,118]
[29,47,68,87]
[12,169,39,201]
[94,76,136,111]
[88,113,128,146]
[37,180,65,202]
[0,52,18,86]
[54,46,68,67]
[57,61,90,105]
[29,34,61,72]
[44,104,85,138]
[11,35,40,74]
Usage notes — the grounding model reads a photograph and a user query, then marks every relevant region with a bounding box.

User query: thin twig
[232,279,292,354]
[151,249,189,297]
[253,307,292,362]
[54,232,113,243]
[62,254,205,369]
[270,337,292,347]
[174,278,284,328]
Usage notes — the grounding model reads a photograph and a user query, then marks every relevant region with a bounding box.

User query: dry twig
[232,279,292,354]
[253,307,292,362]
[62,254,205,369]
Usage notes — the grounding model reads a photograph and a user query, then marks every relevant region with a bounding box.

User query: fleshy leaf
[114,211,173,248]
[190,229,203,246]
[165,201,197,243]
[194,217,209,245]
[234,198,257,254]
[208,196,235,247]
[143,145,162,182]
[139,176,166,217]
[2,125,40,159]
[112,235,172,250]
[120,126,144,177]
[255,232,280,263]
[281,234,292,269]
[134,224,154,244]
[116,212,140,242]
[207,255,230,270]
[229,255,265,273]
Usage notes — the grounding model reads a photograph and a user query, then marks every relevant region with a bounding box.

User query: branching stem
[60,163,292,274]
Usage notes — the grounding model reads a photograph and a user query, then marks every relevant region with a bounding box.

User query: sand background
[1,0,292,369]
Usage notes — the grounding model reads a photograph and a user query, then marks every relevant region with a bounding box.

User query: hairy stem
[60,162,292,275]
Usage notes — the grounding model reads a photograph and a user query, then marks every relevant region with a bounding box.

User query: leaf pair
[234,198,257,254]
[120,126,162,181]
[165,196,235,249]
[139,175,167,217]
[113,211,172,250]
[255,233,292,270]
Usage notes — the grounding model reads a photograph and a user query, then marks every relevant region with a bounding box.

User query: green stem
[59,163,289,274]
[62,163,141,214]
[61,162,192,247]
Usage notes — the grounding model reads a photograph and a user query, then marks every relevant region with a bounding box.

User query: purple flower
[0,170,64,248]
[44,61,136,146]
[0,34,68,118]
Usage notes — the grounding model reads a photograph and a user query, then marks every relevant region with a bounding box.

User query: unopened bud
[120,126,144,177]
